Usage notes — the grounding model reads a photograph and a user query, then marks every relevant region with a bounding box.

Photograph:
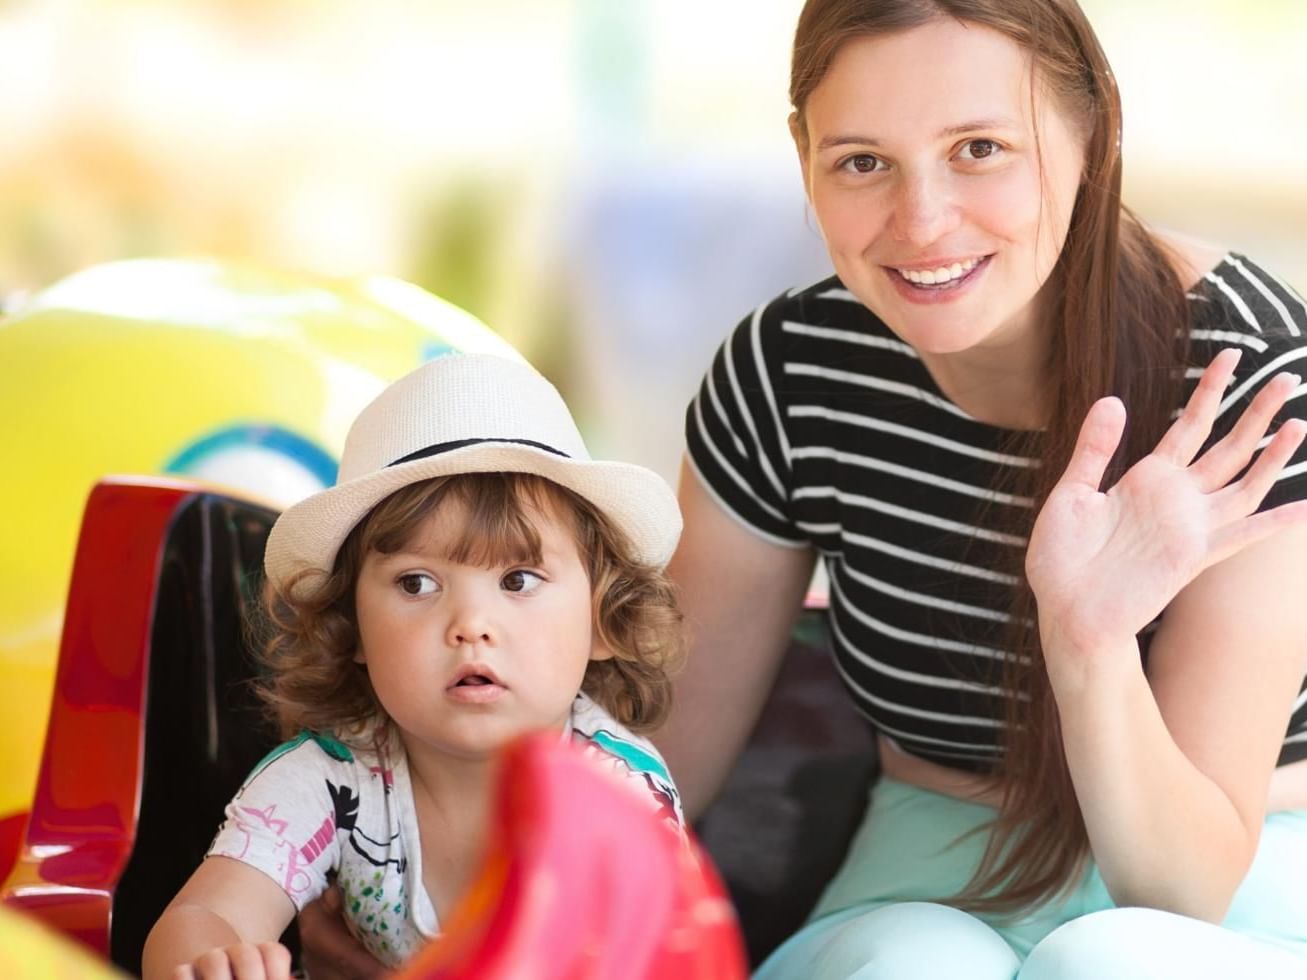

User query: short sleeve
[684,292,807,547]
[569,695,687,834]
[207,734,344,911]
[1191,255,1307,512]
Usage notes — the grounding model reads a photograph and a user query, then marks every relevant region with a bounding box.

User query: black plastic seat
[110,489,293,975]
[695,609,877,966]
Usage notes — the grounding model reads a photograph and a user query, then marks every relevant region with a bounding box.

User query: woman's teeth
[897,256,982,285]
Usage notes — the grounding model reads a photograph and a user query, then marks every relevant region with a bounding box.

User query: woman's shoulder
[1158,230,1229,290]
[1160,231,1307,345]
[710,273,903,386]
[733,272,887,336]
[1186,260,1307,352]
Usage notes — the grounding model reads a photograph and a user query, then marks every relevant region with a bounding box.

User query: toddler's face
[352,495,608,762]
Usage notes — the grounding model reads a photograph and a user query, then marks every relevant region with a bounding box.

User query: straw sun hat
[264,353,682,590]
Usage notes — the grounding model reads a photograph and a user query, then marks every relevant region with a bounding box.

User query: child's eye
[397,573,437,597]
[958,139,1002,162]
[501,569,544,594]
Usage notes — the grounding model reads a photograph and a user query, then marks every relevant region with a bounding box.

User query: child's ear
[589,636,614,662]
[352,647,367,665]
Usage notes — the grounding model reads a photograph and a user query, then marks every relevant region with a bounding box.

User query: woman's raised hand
[1025,348,1307,657]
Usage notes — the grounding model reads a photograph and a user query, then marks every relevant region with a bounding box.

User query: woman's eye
[397,573,437,596]
[840,153,883,174]
[501,569,544,594]
[960,139,1001,161]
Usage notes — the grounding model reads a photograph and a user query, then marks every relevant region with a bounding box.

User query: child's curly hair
[255,472,685,743]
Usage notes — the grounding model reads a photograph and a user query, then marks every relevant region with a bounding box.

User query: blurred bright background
[1,0,1305,481]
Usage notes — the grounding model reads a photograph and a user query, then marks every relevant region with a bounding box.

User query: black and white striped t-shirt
[686,252,1307,773]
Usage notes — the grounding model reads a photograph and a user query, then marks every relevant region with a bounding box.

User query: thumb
[1058,396,1127,493]
[322,883,342,913]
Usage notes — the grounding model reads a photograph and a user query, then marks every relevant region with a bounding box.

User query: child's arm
[142,855,298,980]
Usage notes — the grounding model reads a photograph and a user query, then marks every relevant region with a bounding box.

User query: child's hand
[171,941,292,980]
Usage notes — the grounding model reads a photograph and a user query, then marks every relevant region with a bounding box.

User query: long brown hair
[791,0,1190,912]
[257,472,686,744]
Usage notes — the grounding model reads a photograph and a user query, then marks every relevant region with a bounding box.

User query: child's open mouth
[447,666,507,703]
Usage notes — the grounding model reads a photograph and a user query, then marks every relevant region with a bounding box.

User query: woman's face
[797,18,1087,359]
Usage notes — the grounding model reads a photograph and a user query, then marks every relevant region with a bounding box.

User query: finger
[191,949,235,980]
[1193,370,1302,491]
[258,942,293,980]
[1058,396,1126,492]
[1153,347,1242,465]
[171,967,197,980]
[1208,498,1307,568]
[224,945,266,980]
[321,883,343,914]
[1212,418,1307,521]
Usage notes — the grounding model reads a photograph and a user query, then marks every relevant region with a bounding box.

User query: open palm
[1026,349,1307,645]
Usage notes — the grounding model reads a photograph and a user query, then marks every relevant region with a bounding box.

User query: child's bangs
[362,472,577,568]
[439,477,546,567]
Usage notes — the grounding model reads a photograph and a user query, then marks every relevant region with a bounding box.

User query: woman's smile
[884,253,993,303]
[798,19,1086,361]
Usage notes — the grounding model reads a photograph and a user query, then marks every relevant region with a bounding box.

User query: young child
[142,353,687,979]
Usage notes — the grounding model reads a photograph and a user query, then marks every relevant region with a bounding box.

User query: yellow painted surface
[0,905,123,979]
[0,258,519,819]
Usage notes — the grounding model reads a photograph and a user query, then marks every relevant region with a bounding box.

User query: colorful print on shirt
[207,693,683,967]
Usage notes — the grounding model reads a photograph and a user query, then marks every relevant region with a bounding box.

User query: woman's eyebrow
[816,117,1022,151]
[816,134,883,151]
[939,117,1021,136]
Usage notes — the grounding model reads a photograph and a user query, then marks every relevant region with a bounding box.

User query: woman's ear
[352,647,367,665]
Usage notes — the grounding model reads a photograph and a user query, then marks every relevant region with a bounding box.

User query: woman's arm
[1028,351,1307,921]
[142,856,297,980]
[653,459,816,821]
[298,886,390,980]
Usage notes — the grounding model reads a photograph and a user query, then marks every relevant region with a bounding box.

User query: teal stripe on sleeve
[586,730,671,783]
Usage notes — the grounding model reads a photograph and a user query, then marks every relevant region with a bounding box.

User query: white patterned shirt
[207,693,683,966]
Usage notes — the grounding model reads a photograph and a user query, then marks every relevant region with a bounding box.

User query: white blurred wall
[0,0,1303,479]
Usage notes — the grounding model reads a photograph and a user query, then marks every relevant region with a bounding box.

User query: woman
[658,0,1307,977]
[294,2,1307,977]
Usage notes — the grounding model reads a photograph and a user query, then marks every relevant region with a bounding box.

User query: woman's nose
[890,172,960,248]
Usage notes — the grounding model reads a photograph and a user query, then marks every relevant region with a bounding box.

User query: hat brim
[264,443,682,591]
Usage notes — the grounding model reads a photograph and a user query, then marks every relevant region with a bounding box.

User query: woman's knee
[1020,907,1307,980]
[761,902,1020,980]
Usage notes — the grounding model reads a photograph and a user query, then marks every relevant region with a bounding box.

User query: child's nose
[446,600,495,647]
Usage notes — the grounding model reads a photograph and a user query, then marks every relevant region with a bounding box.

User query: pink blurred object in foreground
[398,733,747,980]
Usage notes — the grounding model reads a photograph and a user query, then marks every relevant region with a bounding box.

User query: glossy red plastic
[401,733,749,980]
[2,477,752,975]
[0,812,27,885]
[0,478,196,956]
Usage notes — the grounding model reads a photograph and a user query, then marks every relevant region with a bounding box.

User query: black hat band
[388,437,571,468]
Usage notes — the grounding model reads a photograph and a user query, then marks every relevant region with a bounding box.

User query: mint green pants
[755,778,1307,979]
